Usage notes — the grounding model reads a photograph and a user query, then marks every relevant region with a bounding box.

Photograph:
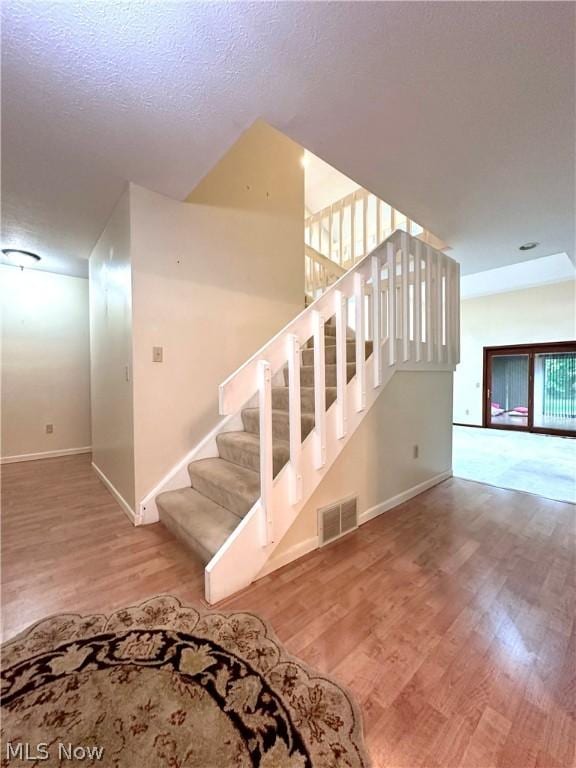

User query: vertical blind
[542,353,576,419]
[492,355,529,410]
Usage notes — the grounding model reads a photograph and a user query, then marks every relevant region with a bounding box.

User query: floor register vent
[318,496,358,546]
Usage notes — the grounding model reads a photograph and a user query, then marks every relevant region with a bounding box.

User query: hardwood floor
[2,454,574,767]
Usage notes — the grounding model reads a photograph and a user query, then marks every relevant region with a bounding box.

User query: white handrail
[218,229,460,549]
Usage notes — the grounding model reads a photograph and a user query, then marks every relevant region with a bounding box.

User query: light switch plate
[46,424,54,434]
[153,346,163,363]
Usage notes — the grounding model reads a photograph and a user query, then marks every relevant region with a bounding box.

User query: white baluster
[454,262,461,364]
[425,245,433,363]
[349,199,354,265]
[371,255,382,387]
[401,231,410,362]
[362,193,368,258]
[355,272,366,411]
[335,289,348,438]
[287,334,302,504]
[328,207,334,262]
[414,239,422,362]
[338,206,343,266]
[446,260,453,365]
[313,310,326,469]
[257,359,273,544]
[387,242,396,366]
[435,253,443,362]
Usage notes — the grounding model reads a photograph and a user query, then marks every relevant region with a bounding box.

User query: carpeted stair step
[188,458,260,518]
[216,430,289,477]
[156,488,241,565]
[306,331,354,349]
[272,385,337,412]
[301,340,373,366]
[242,407,315,442]
[289,362,356,388]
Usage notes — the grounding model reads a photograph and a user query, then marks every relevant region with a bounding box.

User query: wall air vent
[318,496,358,546]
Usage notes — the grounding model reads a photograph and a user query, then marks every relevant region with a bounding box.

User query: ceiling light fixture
[519,241,539,251]
[1,248,42,268]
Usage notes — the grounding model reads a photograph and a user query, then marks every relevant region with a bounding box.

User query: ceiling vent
[318,496,358,546]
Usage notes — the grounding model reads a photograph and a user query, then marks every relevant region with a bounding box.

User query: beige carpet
[1,596,369,767]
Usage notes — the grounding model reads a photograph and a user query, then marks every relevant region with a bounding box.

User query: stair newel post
[414,238,423,363]
[354,272,366,412]
[401,231,410,362]
[387,242,396,366]
[371,254,382,387]
[425,245,434,363]
[287,334,303,505]
[313,310,327,469]
[335,289,348,438]
[454,262,461,364]
[446,257,453,366]
[257,359,274,545]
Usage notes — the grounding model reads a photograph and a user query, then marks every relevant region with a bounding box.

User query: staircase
[142,229,459,604]
[156,321,371,566]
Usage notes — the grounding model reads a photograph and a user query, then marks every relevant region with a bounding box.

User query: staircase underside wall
[260,369,454,576]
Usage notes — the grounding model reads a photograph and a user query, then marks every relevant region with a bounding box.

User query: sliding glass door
[533,350,576,433]
[486,352,530,430]
[484,342,576,436]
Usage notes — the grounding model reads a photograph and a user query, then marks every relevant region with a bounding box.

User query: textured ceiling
[2,1,574,276]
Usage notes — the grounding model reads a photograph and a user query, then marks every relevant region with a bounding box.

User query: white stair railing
[206,229,459,603]
[305,244,346,301]
[305,187,447,272]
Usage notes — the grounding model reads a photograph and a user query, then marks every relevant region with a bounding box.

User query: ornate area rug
[1,596,369,767]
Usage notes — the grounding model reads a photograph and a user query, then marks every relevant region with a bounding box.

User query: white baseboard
[258,535,319,578]
[1,446,92,465]
[91,462,136,524]
[260,470,453,578]
[359,470,453,524]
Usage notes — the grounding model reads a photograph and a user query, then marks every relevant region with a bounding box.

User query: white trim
[257,470,452,579]
[91,462,136,524]
[258,535,319,578]
[1,446,91,464]
[359,469,453,524]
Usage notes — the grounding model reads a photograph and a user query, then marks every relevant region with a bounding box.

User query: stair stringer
[205,350,452,604]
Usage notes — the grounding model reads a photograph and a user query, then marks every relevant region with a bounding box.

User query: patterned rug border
[2,594,371,767]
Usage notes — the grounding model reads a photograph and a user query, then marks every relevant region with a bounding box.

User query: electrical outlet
[46,424,54,434]
[413,444,419,459]
[152,346,163,363]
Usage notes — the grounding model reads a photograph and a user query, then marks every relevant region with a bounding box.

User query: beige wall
[89,189,135,510]
[454,280,576,425]
[131,122,304,506]
[267,370,453,568]
[1,267,91,460]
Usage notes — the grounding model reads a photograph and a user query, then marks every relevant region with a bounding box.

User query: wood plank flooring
[2,454,574,767]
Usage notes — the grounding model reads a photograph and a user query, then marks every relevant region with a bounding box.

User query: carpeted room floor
[453,425,576,504]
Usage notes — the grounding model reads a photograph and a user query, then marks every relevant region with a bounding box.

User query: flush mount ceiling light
[519,241,539,251]
[1,248,42,268]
